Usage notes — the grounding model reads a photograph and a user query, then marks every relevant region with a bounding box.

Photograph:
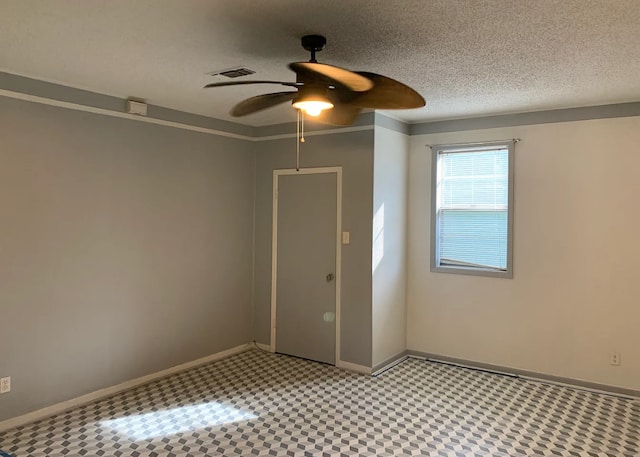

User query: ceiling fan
[204,35,425,125]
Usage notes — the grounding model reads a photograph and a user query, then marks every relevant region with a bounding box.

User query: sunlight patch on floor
[101,402,257,440]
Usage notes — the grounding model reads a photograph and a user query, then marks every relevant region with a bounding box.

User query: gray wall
[372,127,409,367]
[253,131,375,367]
[0,97,255,421]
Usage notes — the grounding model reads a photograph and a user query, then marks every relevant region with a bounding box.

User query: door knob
[326,273,335,282]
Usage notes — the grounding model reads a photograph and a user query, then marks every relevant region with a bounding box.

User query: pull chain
[296,110,300,171]
[296,110,307,171]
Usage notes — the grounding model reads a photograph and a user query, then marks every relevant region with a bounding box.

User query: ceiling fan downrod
[301,34,326,63]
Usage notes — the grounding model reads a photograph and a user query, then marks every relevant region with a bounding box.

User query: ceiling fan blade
[348,72,425,109]
[231,92,297,117]
[314,103,362,126]
[289,62,374,92]
[204,80,300,89]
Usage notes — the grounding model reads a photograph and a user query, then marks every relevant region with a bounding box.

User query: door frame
[270,166,343,366]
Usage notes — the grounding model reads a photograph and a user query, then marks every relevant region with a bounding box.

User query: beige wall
[372,127,409,367]
[0,97,255,421]
[407,116,640,390]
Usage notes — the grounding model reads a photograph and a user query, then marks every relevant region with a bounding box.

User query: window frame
[430,140,515,279]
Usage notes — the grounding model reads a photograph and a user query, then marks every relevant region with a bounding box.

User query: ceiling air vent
[208,67,256,79]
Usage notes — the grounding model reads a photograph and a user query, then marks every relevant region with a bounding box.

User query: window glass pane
[438,210,507,269]
[441,149,508,208]
[436,147,510,271]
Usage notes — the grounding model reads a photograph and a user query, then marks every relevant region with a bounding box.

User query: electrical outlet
[610,352,621,366]
[0,377,10,394]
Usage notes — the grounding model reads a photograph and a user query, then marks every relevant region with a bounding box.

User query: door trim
[270,167,343,366]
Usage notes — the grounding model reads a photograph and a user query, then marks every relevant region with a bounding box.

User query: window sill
[430,264,512,279]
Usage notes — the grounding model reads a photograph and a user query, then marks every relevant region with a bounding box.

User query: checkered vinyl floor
[1,348,638,456]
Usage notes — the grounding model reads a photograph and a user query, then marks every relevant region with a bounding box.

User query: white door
[272,169,340,365]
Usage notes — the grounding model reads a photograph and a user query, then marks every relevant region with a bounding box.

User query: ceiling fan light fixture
[292,96,334,117]
[204,34,425,123]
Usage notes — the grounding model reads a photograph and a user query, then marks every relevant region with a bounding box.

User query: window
[431,141,514,278]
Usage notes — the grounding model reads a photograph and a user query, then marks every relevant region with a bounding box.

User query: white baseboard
[336,360,371,375]
[0,343,250,433]
[372,353,409,376]
[255,342,272,352]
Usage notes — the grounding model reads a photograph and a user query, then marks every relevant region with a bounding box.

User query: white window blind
[434,145,511,274]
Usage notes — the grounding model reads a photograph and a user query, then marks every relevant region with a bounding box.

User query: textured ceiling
[1,0,639,126]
